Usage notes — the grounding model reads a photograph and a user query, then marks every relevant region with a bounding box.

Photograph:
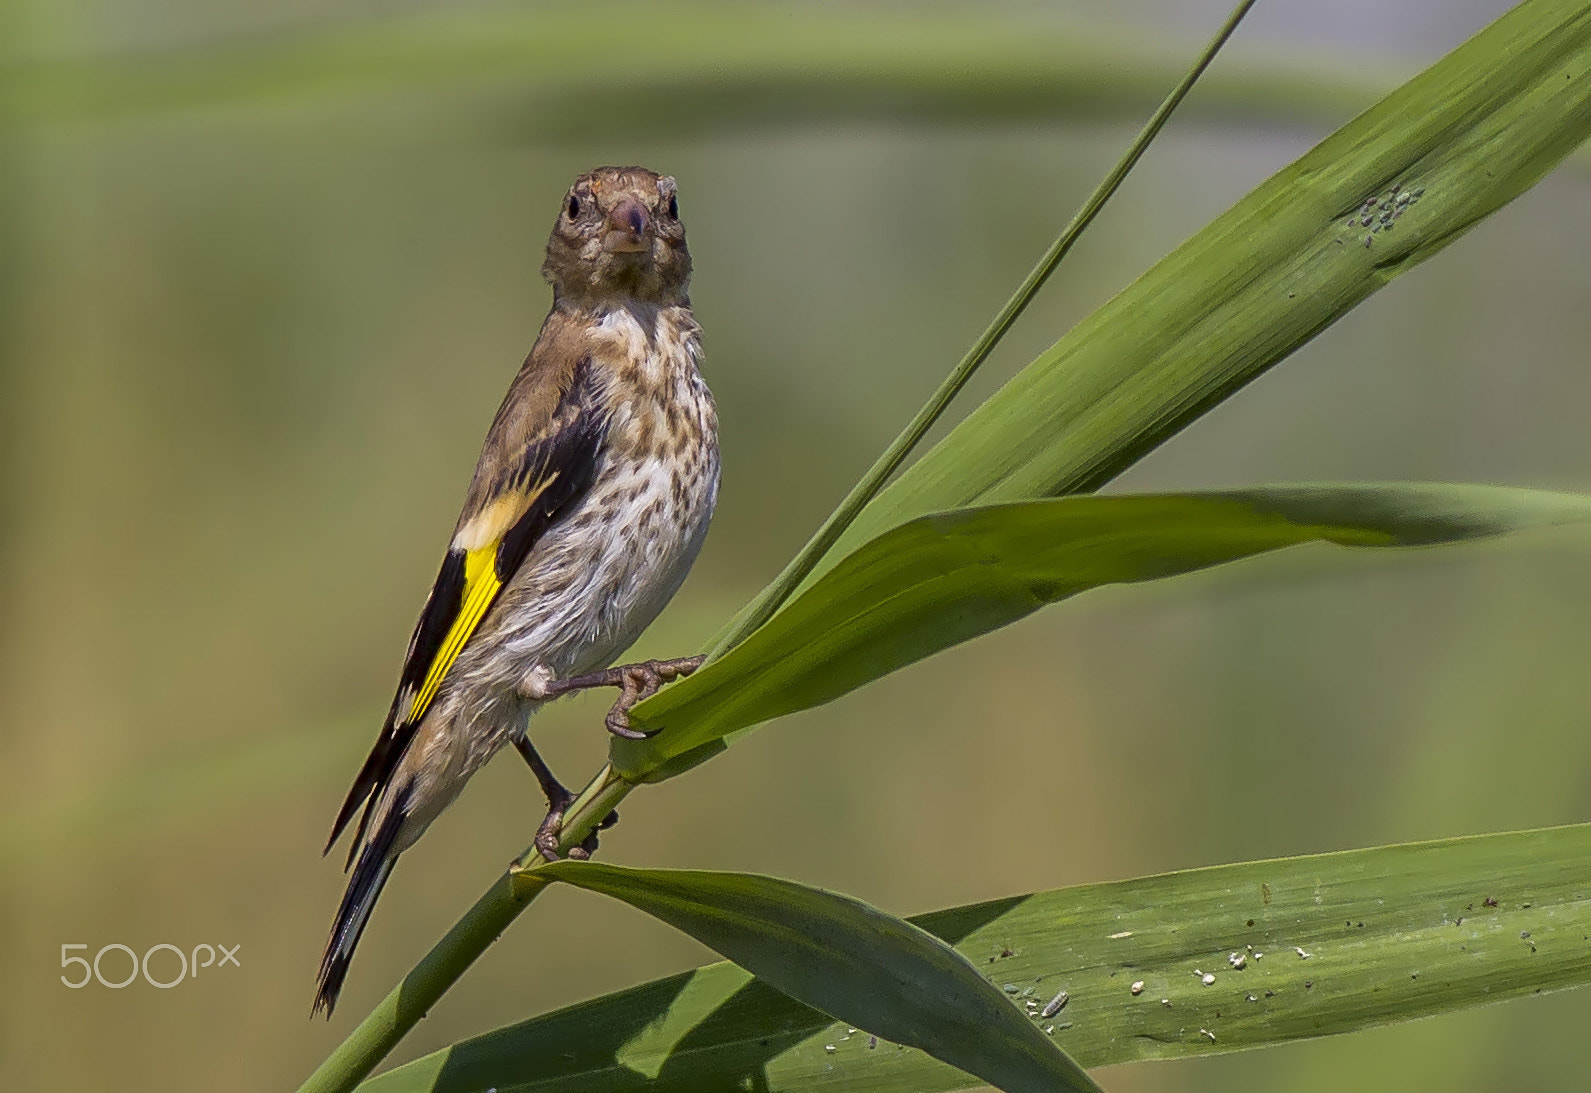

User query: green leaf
[798,0,1591,583]
[360,824,1591,1093]
[704,0,1258,658]
[614,484,1591,779]
[526,862,1102,1093]
[621,0,1591,775]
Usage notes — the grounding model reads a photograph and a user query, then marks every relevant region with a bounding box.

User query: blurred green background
[3,1,1590,1090]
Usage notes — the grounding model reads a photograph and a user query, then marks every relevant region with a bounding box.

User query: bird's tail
[314,794,408,1017]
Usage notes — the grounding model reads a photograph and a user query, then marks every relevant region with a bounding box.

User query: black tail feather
[323,693,409,858]
[314,792,408,1017]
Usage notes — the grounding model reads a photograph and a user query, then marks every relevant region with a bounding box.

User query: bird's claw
[534,801,618,862]
[534,795,570,862]
[604,708,650,739]
[600,656,705,739]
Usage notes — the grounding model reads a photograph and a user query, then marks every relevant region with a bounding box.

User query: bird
[314,166,719,1017]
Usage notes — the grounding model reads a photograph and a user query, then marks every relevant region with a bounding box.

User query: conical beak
[603,198,651,253]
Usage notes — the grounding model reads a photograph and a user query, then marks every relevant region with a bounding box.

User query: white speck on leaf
[1041,990,1069,1018]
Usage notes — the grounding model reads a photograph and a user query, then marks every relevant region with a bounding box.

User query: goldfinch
[315,166,719,1016]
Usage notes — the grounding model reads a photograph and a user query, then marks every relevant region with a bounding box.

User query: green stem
[293,871,550,1093]
[296,5,1260,1089]
[706,0,1261,657]
[294,767,630,1093]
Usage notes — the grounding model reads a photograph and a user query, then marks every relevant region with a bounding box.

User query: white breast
[464,307,719,693]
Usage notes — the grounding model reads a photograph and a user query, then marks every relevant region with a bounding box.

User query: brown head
[542,166,690,307]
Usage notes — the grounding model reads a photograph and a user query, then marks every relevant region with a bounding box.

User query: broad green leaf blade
[615,484,1591,778]
[361,824,1591,1093]
[522,862,1102,1093]
[797,0,1591,588]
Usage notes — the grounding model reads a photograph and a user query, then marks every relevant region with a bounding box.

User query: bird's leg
[538,655,706,739]
[512,735,614,862]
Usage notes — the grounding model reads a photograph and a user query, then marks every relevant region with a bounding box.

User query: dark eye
[567,194,581,219]
[666,194,679,219]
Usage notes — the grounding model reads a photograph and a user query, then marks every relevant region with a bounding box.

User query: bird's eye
[666,194,679,219]
[567,195,581,219]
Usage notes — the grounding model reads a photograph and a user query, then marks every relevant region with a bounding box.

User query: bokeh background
[4,1,1590,1090]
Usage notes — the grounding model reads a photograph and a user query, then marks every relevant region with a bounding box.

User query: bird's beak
[603,198,651,253]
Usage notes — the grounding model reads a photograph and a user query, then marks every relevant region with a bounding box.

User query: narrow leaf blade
[617,485,1591,777]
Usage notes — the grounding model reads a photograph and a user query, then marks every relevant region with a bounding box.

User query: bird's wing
[326,341,606,858]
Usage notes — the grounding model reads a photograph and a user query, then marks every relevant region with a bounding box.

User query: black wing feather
[325,358,604,858]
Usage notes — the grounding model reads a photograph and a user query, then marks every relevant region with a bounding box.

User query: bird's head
[542,166,691,307]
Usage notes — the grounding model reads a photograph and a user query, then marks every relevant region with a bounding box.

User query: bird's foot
[601,655,706,738]
[541,655,706,739]
[533,799,619,862]
[514,734,617,861]
[533,799,591,862]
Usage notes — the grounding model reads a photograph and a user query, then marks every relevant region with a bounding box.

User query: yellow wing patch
[406,545,501,725]
[403,473,561,727]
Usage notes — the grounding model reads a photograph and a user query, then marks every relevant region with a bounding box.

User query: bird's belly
[462,440,719,697]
